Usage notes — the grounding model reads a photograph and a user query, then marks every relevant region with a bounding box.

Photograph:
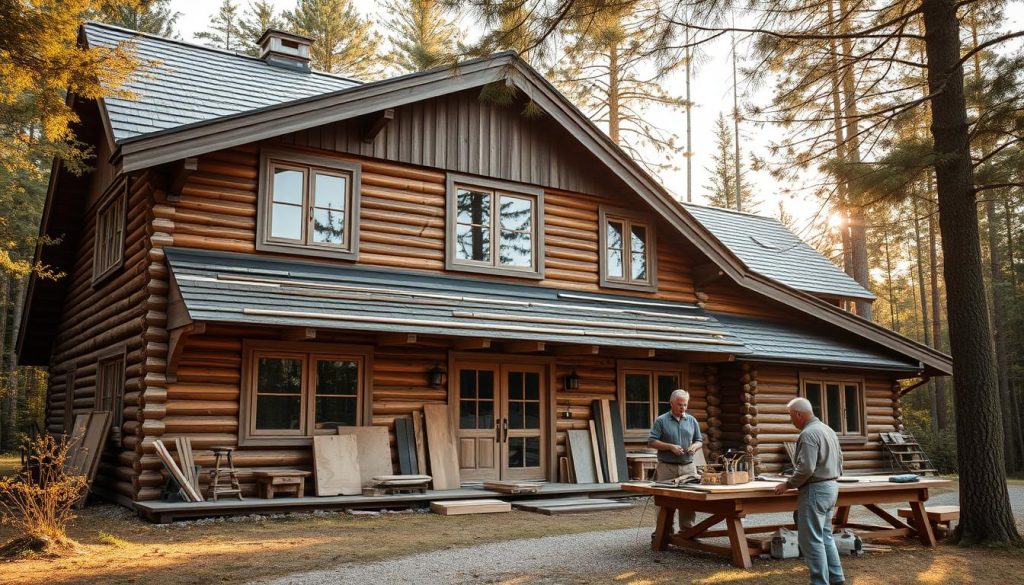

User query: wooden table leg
[909,500,937,547]
[652,506,672,551]
[725,516,753,569]
[833,505,851,529]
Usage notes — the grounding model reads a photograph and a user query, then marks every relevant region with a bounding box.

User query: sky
[165,0,1024,239]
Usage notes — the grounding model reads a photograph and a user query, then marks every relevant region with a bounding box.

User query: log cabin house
[17,23,952,511]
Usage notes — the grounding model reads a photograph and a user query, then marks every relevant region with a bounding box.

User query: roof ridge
[82,20,363,85]
[682,201,787,224]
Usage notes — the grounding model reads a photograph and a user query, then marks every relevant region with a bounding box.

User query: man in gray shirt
[648,388,703,530]
[774,397,845,585]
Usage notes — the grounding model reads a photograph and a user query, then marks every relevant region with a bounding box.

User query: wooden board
[608,401,629,483]
[372,474,432,482]
[567,430,598,484]
[558,456,569,483]
[337,426,394,486]
[513,498,630,513]
[154,439,202,502]
[313,435,362,496]
[590,401,610,482]
[483,480,541,494]
[65,414,92,475]
[430,498,511,515]
[423,404,460,490]
[534,502,633,515]
[77,411,112,490]
[588,420,604,483]
[394,417,418,475]
[412,410,427,476]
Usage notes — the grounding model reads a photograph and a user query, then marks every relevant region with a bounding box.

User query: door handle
[502,418,509,443]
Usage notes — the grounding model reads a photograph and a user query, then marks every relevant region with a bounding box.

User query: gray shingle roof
[712,312,918,371]
[165,248,749,354]
[683,203,875,300]
[82,22,359,142]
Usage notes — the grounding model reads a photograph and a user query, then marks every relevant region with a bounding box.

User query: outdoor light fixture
[428,363,447,388]
[565,369,581,391]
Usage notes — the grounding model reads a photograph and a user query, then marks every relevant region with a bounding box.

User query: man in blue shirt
[648,388,703,531]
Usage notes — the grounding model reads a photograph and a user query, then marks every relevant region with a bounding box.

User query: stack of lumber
[173,437,203,501]
[153,439,203,502]
[430,499,511,515]
[590,400,628,483]
[364,474,432,496]
[393,417,422,475]
[483,480,541,494]
[513,498,632,515]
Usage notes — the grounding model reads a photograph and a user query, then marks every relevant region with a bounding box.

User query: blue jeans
[798,481,845,585]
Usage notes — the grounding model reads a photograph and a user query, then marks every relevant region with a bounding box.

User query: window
[600,207,656,291]
[257,148,361,260]
[619,365,685,437]
[95,351,125,445]
[92,183,126,283]
[241,341,371,445]
[445,174,544,278]
[801,376,865,437]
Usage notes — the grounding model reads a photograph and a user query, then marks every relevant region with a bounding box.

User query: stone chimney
[257,29,312,72]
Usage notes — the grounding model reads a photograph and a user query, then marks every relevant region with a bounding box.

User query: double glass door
[456,363,546,481]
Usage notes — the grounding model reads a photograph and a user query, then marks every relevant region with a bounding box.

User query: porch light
[428,363,447,388]
[565,370,581,391]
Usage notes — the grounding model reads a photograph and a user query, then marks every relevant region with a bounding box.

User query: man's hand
[671,445,686,456]
[773,482,789,495]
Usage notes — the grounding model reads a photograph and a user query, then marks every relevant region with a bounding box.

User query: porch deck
[133,482,626,523]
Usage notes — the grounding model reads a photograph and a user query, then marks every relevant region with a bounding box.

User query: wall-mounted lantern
[428,363,447,388]
[565,369,581,391]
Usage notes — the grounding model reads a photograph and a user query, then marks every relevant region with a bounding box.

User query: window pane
[607,249,624,278]
[657,375,678,414]
[631,251,648,280]
[271,203,303,240]
[314,173,346,210]
[258,358,302,394]
[315,396,356,428]
[460,370,476,399]
[607,221,623,250]
[524,373,540,401]
[316,360,357,396]
[312,209,345,244]
[507,372,523,400]
[631,225,647,254]
[525,403,540,429]
[626,403,650,430]
[508,437,524,468]
[479,370,494,399]
[256,395,301,429]
[499,196,532,231]
[525,436,540,467]
[826,383,842,431]
[273,169,303,204]
[456,224,490,262]
[460,400,477,429]
[508,401,524,429]
[499,230,532,267]
[845,384,861,433]
[805,382,822,419]
[478,400,494,430]
[456,189,491,225]
[625,373,650,402]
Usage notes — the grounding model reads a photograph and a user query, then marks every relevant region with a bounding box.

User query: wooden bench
[897,505,960,536]
[252,469,311,499]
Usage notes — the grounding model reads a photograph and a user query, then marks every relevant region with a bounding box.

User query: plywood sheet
[534,502,633,515]
[423,404,460,490]
[337,426,393,486]
[567,430,597,484]
[588,420,604,483]
[589,401,610,482]
[313,434,362,496]
[431,499,511,515]
[412,411,427,475]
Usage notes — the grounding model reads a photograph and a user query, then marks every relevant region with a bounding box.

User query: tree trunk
[608,43,620,144]
[913,196,938,430]
[922,0,1020,545]
[0,272,8,447]
[986,199,1014,470]
[2,278,25,451]
[928,193,948,430]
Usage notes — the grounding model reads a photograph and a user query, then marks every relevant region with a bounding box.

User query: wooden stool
[626,454,658,480]
[209,446,243,501]
[897,505,960,537]
[252,469,311,499]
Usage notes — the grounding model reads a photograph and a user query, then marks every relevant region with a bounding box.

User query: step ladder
[880,431,938,475]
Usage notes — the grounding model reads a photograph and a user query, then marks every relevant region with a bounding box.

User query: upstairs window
[258,148,361,260]
[445,174,544,279]
[801,376,865,438]
[600,207,656,291]
[92,183,126,283]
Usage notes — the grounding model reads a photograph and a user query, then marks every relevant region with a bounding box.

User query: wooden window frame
[91,181,127,285]
[445,173,545,279]
[239,340,373,446]
[599,206,657,292]
[95,345,126,446]
[799,373,867,440]
[257,148,361,261]
[617,361,687,440]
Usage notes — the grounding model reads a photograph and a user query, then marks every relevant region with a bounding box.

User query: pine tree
[196,0,243,51]
[703,113,757,212]
[383,0,458,72]
[98,0,180,37]
[283,0,383,78]
[239,1,284,56]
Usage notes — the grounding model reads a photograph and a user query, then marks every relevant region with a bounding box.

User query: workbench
[622,476,952,569]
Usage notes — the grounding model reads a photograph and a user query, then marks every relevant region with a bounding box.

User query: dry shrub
[0,434,88,558]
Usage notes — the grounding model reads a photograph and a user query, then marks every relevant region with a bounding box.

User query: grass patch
[95,531,128,548]
[0,454,19,478]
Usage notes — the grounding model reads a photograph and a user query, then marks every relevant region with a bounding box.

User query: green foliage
[196,0,243,50]
[904,406,959,474]
[383,0,459,72]
[704,113,758,212]
[96,531,128,547]
[283,0,383,78]
[96,0,180,38]
[238,1,284,56]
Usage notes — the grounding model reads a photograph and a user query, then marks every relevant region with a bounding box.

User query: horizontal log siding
[43,171,156,501]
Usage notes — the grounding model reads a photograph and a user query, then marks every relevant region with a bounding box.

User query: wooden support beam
[503,341,545,353]
[693,263,725,289]
[282,327,316,341]
[167,157,198,202]
[166,322,205,378]
[608,348,656,359]
[362,108,395,143]
[551,345,600,356]
[377,333,418,346]
[451,338,491,350]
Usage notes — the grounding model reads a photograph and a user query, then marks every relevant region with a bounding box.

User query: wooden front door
[455,362,547,481]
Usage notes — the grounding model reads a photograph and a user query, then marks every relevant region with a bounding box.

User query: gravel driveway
[255,484,1024,585]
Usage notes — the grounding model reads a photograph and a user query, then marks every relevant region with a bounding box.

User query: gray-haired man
[773,397,845,585]
[648,388,703,531]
